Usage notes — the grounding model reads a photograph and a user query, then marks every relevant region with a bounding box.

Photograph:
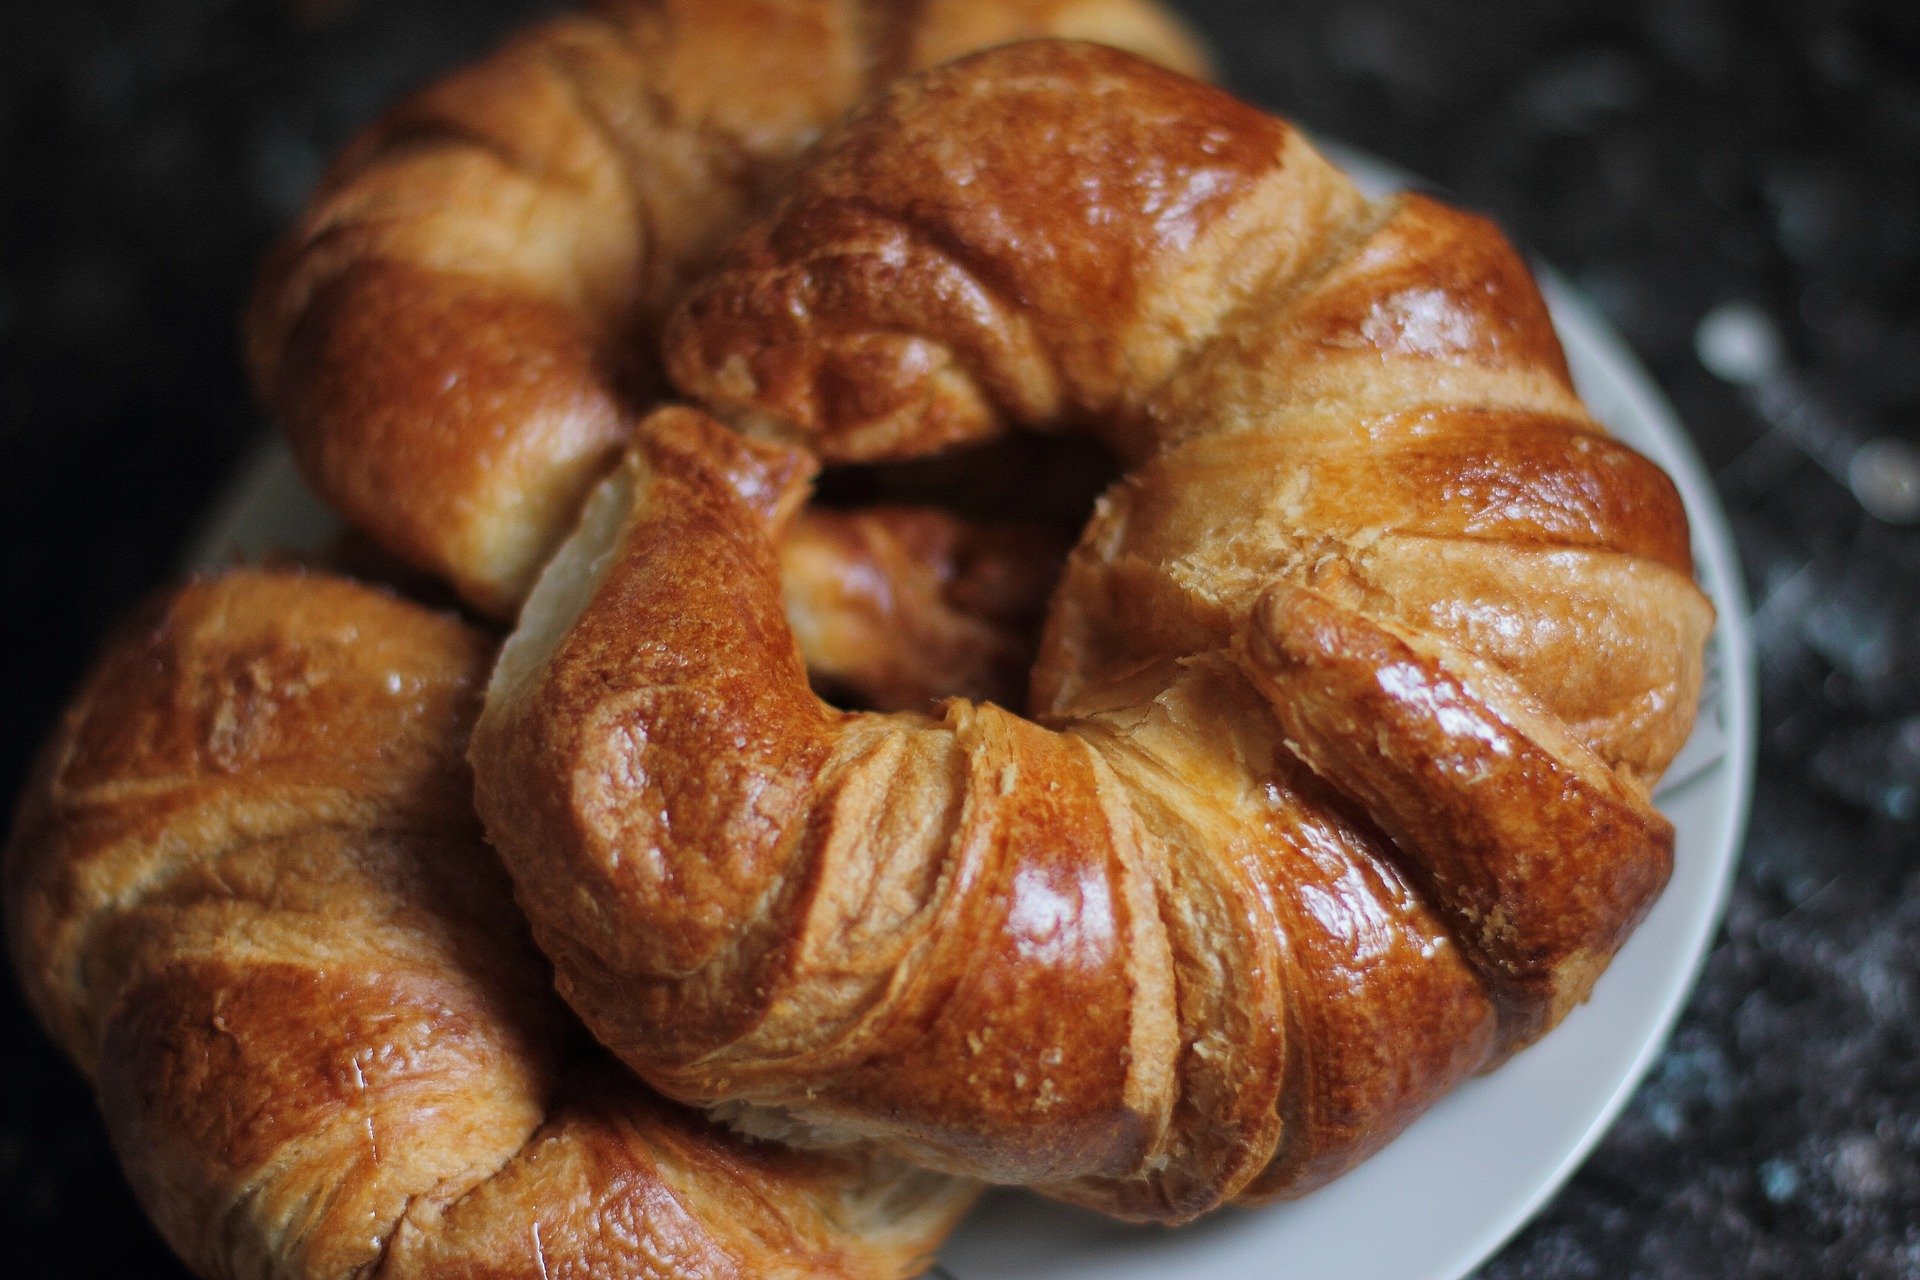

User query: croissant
[471,42,1717,1222]
[245,0,1205,616]
[3,569,973,1279]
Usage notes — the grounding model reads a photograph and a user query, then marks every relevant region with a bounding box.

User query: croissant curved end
[1236,581,1675,1049]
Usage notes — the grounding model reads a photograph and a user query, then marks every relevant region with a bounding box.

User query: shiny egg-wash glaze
[246,0,1206,616]
[4,571,972,1280]
[473,43,1716,1223]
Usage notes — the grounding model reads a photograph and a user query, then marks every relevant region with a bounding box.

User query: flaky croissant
[471,42,1716,1222]
[245,0,1205,616]
[3,570,973,1280]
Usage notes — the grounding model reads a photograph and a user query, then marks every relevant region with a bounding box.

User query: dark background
[3,1,1916,1276]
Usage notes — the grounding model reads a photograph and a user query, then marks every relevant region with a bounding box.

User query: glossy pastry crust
[473,42,1716,1222]
[245,0,1206,616]
[3,570,972,1280]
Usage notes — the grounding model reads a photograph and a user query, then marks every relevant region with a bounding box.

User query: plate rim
[1410,271,1757,1278]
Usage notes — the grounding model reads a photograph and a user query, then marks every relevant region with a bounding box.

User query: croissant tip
[1243,582,1380,678]
[636,406,819,529]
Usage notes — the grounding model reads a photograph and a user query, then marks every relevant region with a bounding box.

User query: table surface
[2,2,1915,1277]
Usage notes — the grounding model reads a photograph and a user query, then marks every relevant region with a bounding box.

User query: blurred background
[1,1,1915,1276]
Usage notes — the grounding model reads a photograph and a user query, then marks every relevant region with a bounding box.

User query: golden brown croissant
[472,42,1716,1222]
[3,569,973,1280]
[245,0,1205,616]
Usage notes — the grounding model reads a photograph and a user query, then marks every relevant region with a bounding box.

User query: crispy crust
[4,570,974,1280]
[246,0,1208,616]
[475,44,1716,1221]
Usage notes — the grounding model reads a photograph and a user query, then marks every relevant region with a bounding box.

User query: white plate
[190,151,1755,1280]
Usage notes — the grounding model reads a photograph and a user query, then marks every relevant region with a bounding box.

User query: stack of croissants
[6,2,1718,1276]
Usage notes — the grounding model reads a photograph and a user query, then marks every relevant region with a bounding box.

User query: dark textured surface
[1,2,1915,1276]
